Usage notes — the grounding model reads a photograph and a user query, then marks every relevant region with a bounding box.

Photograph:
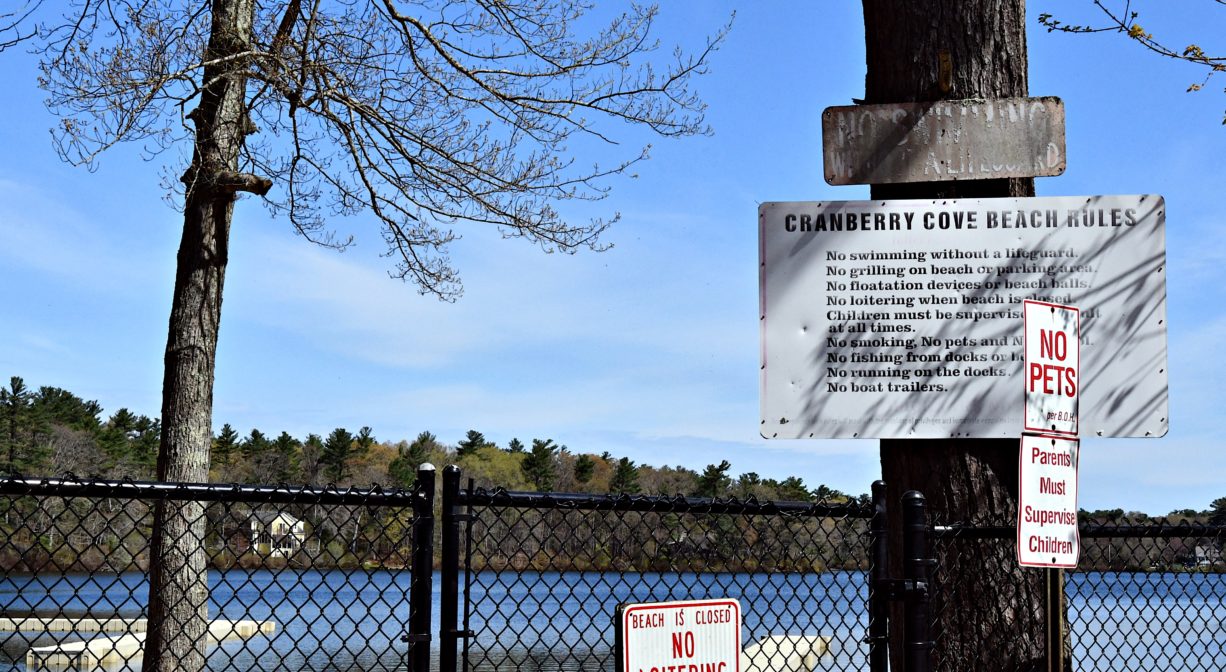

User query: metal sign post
[1020,300,1081,669]
[1045,568,1066,672]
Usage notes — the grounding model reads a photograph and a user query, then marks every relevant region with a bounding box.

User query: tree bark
[143,1,258,670]
[860,1,1059,670]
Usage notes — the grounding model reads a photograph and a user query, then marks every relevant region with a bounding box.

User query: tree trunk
[860,1,1060,670]
[143,1,261,670]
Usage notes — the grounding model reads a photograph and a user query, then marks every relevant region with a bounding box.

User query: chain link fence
[1072,523,1225,671]
[0,475,433,672]
[2,470,1224,672]
[929,519,1226,672]
[445,470,878,672]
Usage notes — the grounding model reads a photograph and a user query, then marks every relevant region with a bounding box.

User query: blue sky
[0,2,1222,513]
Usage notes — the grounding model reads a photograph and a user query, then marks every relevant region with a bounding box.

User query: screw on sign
[1023,300,1079,436]
[619,599,741,672]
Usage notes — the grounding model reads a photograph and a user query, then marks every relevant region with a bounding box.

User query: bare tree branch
[1039,1,1224,122]
[9,1,729,300]
[0,1,44,52]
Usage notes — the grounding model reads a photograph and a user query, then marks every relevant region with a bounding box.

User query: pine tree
[33,386,102,432]
[0,377,50,475]
[98,409,138,465]
[390,431,440,487]
[736,472,762,498]
[609,457,640,494]
[299,434,325,485]
[694,460,732,498]
[457,429,487,458]
[130,416,160,473]
[322,428,356,484]
[574,454,595,485]
[521,439,558,491]
[812,484,846,503]
[1210,497,1226,527]
[212,424,240,468]
[354,426,376,462]
[240,429,271,461]
[259,431,300,484]
[773,476,810,502]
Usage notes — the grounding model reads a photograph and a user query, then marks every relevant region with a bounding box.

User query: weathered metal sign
[759,195,1167,439]
[1024,300,1079,436]
[821,97,1066,185]
[1018,434,1080,568]
[617,599,741,672]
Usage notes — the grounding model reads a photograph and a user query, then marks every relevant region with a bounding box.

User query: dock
[0,618,275,668]
[741,634,833,671]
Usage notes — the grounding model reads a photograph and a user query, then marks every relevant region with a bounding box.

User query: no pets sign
[1024,300,1079,435]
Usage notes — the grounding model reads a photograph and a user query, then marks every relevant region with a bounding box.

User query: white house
[1193,543,1222,567]
[249,512,306,557]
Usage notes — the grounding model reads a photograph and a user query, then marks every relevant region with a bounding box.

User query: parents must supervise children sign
[1018,434,1080,568]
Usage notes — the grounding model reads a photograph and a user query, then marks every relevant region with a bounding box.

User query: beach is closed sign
[618,599,741,672]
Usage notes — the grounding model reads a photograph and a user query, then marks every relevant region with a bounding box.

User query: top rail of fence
[0,475,424,507]
[933,522,1226,540]
[457,485,873,518]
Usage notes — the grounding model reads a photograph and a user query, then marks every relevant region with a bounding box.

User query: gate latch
[876,578,929,601]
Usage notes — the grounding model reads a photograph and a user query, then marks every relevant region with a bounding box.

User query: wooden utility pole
[859,1,1060,669]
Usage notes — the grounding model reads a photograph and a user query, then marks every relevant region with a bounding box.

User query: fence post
[439,465,463,672]
[408,464,436,672]
[1046,568,1066,672]
[868,480,889,672]
[902,490,934,672]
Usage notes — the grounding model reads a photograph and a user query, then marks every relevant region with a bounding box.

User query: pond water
[0,570,1221,671]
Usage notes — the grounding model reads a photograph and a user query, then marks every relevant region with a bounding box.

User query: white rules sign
[759,195,1167,439]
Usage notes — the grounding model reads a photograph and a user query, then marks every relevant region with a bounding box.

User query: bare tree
[48,425,107,476]
[1039,0,1225,123]
[3,2,728,669]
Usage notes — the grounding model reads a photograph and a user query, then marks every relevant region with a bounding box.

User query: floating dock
[0,618,275,669]
[741,634,833,672]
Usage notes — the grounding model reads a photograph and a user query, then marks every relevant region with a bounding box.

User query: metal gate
[435,465,880,672]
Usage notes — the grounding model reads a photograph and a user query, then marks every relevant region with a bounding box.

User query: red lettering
[1039,477,1066,495]
[1039,329,1068,361]
[669,631,695,658]
[1029,364,1077,397]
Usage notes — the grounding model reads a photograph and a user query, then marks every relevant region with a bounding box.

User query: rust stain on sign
[822,97,1066,185]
